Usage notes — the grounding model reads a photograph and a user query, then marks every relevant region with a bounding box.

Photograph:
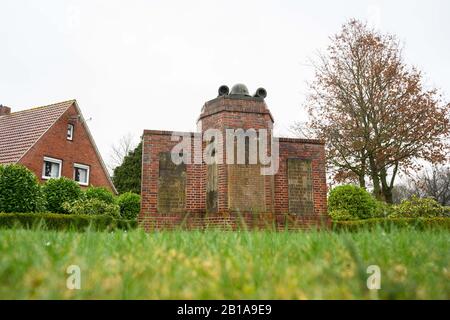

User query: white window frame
[73,163,90,186]
[42,157,62,180]
[67,123,74,141]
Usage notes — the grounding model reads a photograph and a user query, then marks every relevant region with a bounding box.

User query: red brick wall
[199,97,274,212]
[275,139,328,215]
[140,130,206,215]
[18,104,114,191]
[139,212,330,231]
[139,95,329,230]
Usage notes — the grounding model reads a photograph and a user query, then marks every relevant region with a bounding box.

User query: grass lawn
[0,228,448,299]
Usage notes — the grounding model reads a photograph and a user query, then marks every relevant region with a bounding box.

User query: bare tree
[391,165,450,205]
[108,133,138,172]
[392,183,416,204]
[415,166,450,206]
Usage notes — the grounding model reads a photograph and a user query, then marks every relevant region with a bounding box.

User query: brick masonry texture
[140,92,329,230]
[287,159,314,214]
[157,152,186,212]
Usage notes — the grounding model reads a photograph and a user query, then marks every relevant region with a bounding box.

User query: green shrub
[0,212,137,231]
[113,141,142,194]
[0,164,45,212]
[63,198,120,218]
[391,196,446,218]
[117,192,141,219]
[330,201,393,221]
[333,217,450,231]
[85,186,116,204]
[328,185,377,219]
[444,207,450,217]
[328,209,357,221]
[42,177,82,213]
[374,200,394,218]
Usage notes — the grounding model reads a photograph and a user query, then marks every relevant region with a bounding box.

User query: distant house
[0,100,115,192]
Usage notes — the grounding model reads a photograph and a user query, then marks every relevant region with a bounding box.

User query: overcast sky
[1,0,449,167]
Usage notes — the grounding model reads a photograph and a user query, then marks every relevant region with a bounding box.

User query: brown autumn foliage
[304,19,450,203]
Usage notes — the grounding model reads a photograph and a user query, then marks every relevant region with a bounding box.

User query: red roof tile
[0,100,74,164]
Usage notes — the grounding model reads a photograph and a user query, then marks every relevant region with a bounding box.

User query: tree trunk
[368,156,382,200]
[359,159,367,189]
[358,174,366,189]
[383,188,393,204]
[379,167,394,204]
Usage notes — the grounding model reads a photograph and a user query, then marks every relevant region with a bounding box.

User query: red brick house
[0,100,115,192]
[140,84,328,230]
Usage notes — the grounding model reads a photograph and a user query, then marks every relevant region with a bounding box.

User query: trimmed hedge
[0,212,137,231]
[333,217,450,231]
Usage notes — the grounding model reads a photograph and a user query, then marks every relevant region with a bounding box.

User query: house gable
[17,102,115,192]
[0,101,73,164]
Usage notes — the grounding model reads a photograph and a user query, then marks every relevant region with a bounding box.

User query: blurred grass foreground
[0,228,448,299]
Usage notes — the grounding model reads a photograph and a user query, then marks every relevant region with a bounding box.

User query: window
[42,157,62,179]
[67,124,74,140]
[74,163,90,186]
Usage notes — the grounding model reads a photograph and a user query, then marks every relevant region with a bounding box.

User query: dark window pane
[75,168,80,181]
[45,162,52,176]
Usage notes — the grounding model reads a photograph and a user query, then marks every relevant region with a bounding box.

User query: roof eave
[72,100,118,194]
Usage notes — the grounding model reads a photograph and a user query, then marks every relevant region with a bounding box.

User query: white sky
[1,0,449,168]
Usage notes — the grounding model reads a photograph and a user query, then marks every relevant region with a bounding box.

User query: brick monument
[140,84,328,230]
